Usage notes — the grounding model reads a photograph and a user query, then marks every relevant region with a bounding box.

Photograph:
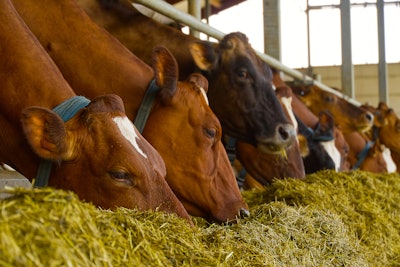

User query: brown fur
[11,0,248,223]
[0,0,190,221]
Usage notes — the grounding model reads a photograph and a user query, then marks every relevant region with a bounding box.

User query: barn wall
[294,63,400,115]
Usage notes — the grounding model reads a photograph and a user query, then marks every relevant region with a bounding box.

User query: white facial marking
[272,84,277,91]
[280,96,298,132]
[113,116,148,158]
[199,86,209,106]
[321,140,341,172]
[382,146,397,173]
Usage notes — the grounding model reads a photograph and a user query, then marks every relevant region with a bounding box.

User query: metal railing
[130,0,360,106]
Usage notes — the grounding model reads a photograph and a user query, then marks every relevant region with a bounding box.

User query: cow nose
[239,208,250,218]
[277,123,296,143]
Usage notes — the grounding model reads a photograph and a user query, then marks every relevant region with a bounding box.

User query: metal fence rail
[130,0,360,106]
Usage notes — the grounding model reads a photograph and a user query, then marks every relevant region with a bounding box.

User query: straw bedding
[1,170,399,266]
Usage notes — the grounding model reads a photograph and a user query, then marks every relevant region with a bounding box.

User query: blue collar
[34,96,90,188]
[352,140,374,170]
[134,79,159,133]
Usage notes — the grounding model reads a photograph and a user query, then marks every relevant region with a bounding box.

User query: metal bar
[340,0,355,99]
[263,0,281,59]
[377,0,389,103]
[130,0,361,106]
[306,0,312,76]
[189,0,201,38]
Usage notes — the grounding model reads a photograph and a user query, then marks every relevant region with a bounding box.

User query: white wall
[293,63,400,115]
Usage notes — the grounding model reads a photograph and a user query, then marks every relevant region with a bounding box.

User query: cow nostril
[278,124,294,141]
[239,208,250,218]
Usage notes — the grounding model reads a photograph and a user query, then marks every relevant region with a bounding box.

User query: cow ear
[190,41,218,71]
[88,94,125,113]
[187,73,209,93]
[21,107,72,161]
[152,46,178,105]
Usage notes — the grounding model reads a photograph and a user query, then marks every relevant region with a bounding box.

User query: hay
[1,170,399,266]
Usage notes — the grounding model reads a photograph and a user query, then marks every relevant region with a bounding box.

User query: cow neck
[34,96,90,188]
[134,79,159,133]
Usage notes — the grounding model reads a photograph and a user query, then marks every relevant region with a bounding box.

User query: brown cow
[77,0,297,155]
[360,102,398,173]
[290,84,374,134]
[363,102,400,154]
[12,0,249,223]
[290,83,394,173]
[0,0,190,221]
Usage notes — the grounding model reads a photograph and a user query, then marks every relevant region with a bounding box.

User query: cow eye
[204,127,217,140]
[324,95,334,103]
[237,69,249,79]
[109,171,134,186]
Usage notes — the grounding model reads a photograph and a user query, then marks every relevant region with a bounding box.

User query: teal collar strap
[134,79,159,133]
[34,96,90,188]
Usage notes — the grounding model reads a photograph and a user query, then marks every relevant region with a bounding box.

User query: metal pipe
[340,0,355,99]
[189,0,201,38]
[377,0,388,103]
[130,0,361,106]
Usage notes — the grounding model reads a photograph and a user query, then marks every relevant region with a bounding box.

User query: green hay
[243,170,400,266]
[0,170,399,266]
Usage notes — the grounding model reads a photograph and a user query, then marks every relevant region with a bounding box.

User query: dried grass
[1,170,399,266]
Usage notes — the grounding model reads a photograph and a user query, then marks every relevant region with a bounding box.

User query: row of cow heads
[0,0,191,222]
[9,0,250,224]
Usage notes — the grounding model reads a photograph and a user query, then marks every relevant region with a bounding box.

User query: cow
[231,85,306,187]
[290,84,374,135]
[272,71,344,172]
[11,0,249,223]
[77,0,297,155]
[290,83,396,173]
[0,0,191,221]
[360,102,398,173]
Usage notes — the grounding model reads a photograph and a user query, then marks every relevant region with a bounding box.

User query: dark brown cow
[232,85,306,186]
[0,0,190,220]
[77,0,297,155]
[272,72,345,172]
[12,0,249,223]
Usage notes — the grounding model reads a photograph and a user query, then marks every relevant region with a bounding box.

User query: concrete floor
[0,169,31,199]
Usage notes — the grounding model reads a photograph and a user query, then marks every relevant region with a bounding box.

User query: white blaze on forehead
[382,146,397,173]
[280,96,298,131]
[321,140,341,172]
[112,116,148,158]
[199,86,209,106]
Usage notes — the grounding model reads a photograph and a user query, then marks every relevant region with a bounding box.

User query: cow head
[141,46,249,223]
[190,32,296,155]
[291,84,374,134]
[366,102,400,154]
[21,94,190,221]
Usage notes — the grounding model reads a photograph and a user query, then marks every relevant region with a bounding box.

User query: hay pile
[1,170,399,266]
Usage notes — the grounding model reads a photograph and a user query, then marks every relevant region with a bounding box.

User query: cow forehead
[280,96,297,131]
[112,116,147,158]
